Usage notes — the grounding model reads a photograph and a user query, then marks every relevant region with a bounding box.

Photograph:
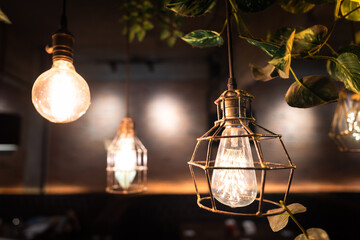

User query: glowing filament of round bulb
[112,137,137,189]
[211,125,257,208]
[32,60,91,123]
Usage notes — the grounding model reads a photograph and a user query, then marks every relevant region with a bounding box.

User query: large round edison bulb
[111,136,137,190]
[32,60,91,123]
[211,125,257,208]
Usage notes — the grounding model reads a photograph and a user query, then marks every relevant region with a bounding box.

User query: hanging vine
[165,0,360,109]
[119,0,183,46]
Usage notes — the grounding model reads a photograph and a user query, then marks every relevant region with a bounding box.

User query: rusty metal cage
[329,88,360,152]
[106,118,148,194]
[188,89,296,216]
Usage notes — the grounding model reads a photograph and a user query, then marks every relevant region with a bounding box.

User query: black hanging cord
[125,10,130,118]
[60,0,67,29]
[225,0,237,90]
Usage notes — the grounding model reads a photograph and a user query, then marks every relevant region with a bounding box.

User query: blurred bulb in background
[112,136,137,189]
[346,107,360,141]
[107,117,147,192]
[211,124,257,208]
[32,59,90,123]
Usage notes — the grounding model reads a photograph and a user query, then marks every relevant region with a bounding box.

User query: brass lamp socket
[48,29,74,63]
[215,89,254,121]
[117,117,135,137]
[351,93,360,101]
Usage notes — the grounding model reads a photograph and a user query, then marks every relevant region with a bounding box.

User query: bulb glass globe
[111,136,137,190]
[211,124,257,208]
[347,108,360,141]
[32,59,90,123]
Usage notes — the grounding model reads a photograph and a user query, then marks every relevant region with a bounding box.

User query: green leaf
[341,0,360,21]
[235,0,276,12]
[247,39,280,57]
[129,28,136,42]
[181,30,223,47]
[160,29,171,40]
[131,23,142,33]
[137,29,146,41]
[249,63,279,81]
[266,203,307,232]
[292,25,328,55]
[166,0,216,17]
[277,0,315,14]
[143,1,153,10]
[143,20,154,30]
[167,36,177,47]
[173,30,184,37]
[327,52,360,93]
[268,30,295,78]
[0,8,11,24]
[294,228,330,240]
[285,75,339,108]
[267,25,327,55]
[267,26,303,45]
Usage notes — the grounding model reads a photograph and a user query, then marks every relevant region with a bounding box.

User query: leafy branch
[119,0,184,46]
[267,201,330,240]
[165,0,360,109]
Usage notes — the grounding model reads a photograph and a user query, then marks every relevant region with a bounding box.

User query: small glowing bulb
[32,60,90,123]
[211,125,257,208]
[113,137,137,189]
[346,109,360,141]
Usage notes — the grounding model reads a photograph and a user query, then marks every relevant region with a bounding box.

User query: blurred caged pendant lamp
[329,88,360,152]
[106,29,147,194]
[32,0,91,123]
[188,0,296,216]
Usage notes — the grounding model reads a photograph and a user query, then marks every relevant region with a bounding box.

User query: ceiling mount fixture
[329,88,360,152]
[32,0,91,123]
[187,0,296,216]
[106,13,148,194]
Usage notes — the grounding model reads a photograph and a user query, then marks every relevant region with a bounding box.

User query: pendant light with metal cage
[187,0,296,216]
[106,20,147,194]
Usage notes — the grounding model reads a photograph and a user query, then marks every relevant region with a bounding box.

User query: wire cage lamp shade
[329,88,360,152]
[107,118,148,194]
[188,89,296,216]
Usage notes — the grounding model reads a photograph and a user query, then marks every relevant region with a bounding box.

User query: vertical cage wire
[188,89,296,216]
[329,88,360,152]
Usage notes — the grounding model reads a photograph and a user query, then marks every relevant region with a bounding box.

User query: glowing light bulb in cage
[188,89,295,216]
[211,124,257,208]
[329,88,360,152]
[106,118,147,194]
[187,0,295,216]
[112,136,137,189]
[346,108,360,141]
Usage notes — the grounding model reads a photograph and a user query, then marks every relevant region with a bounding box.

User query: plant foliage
[164,0,360,110]
[120,0,183,46]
